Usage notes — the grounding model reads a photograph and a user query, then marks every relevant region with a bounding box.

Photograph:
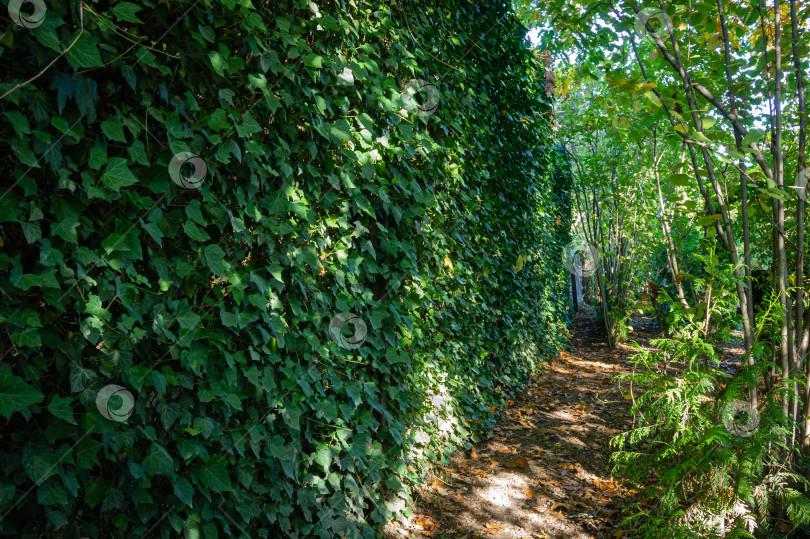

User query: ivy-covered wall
[0,0,571,537]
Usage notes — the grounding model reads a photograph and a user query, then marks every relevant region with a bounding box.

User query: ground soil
[383,308,662,539]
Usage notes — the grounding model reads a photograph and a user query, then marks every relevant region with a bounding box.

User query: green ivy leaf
[111,2,144,23]
[183,220,211,242]
[203,244,228,276]
[198,455,232,491]
[76,438,102,470]
[304,53,324,68]
[21,443,58,483]
[330,119,352,142]
[173,477,194,506]
[142,444,175,476]
[88,147,107,170]
[47,395,77,425]
[4,111,31,138]
[69,363,97,392]
[84,481,112,507]
[37,485,69,506]
[0,369,44,419]
[101,157,138,191]
[65,32,103,69]
[101,117,127,143]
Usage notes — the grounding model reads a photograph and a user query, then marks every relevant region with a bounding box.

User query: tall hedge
[0,0,571,537]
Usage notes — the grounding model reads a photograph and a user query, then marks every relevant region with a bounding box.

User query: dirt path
[385,309,660,538]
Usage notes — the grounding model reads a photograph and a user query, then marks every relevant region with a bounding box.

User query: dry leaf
[449,472,472,484]
[522,489,536,499]
[594,478,618,490]
[549,502,571,513]
[470,446,478,459]
[505,457,530,468]
[415,516,437,535]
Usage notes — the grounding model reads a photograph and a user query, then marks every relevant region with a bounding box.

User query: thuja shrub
[0,0,571,537]
[612,339,810,536]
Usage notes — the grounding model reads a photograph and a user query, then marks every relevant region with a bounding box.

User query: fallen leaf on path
[415,517,437,535]
[522,488,536,499]
[550,501,587,513]
[594,477,618,490]
[449,472,472,484]
[505,457,531,468]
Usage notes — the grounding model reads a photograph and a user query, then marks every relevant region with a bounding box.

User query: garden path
[385,309,660,538]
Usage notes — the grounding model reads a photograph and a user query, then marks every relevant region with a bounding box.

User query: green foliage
[611,337,810,536]
[0,0,571,537]
[664,242,743,342]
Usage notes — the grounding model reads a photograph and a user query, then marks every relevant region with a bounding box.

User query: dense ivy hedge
[0,0,571,536]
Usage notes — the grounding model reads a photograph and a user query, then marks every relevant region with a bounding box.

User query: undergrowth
[611,335,810,537]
